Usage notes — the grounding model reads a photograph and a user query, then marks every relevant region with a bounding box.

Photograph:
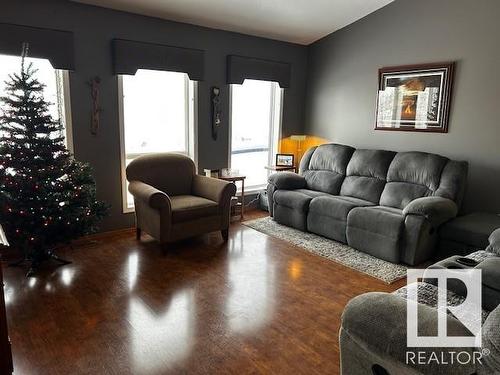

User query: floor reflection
[3,280,14,305]
[128,289,195,374]
[28,277,37,288]
[126,252,139,291]
[225,229,276,334]
[288,259,303,280]
[60,267,76,286]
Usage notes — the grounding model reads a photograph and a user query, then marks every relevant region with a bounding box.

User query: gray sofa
[339,229,500,374]
[267,143,468,265]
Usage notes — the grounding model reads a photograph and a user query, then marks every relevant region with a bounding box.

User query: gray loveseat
[339,229,500,374]
[267,143,468,265]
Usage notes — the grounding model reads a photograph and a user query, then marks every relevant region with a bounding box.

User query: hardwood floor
[0,261,13,374]
[1,211,404,375]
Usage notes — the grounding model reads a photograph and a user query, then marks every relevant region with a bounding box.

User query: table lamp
[290,135,306,165]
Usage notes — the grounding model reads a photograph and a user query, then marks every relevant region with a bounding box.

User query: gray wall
[306,0,500,213]
[1,0,308,231]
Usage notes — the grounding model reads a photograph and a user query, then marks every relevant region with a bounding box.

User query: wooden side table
[265,165,297,173]
[218,174,246,221]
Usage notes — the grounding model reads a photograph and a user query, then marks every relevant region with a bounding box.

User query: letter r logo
[406,269,482,348]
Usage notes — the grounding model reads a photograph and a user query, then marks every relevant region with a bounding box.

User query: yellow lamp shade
[278,135,330,167]
[290,135,306,142]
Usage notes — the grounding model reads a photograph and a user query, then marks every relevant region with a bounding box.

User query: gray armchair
[126,153,236,248]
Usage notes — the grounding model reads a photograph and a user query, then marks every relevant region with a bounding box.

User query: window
[118,69,197,211]
[229,79,283,191]
[0,54,73,150]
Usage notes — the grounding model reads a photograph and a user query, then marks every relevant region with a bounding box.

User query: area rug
[243,217,409,284]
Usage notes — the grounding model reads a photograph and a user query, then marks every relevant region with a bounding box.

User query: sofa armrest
[192,175,236,204]
[476,257,500,294]
[268,172,306,190]
[486,228,500,255]
[128,180,172,211]
[403,196,458,227]
[342,292,476,374]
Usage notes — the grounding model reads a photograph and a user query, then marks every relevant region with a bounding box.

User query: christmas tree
[0,45,107,276]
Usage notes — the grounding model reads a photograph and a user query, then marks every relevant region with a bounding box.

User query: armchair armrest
[268,172,306,190]
[192,175,236,204]
[341,292,476,374]
[486,228,500,255]
[128,180,171,211]
[403,196,458,227]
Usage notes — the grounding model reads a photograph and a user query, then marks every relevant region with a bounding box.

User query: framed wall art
[375,62,455,132]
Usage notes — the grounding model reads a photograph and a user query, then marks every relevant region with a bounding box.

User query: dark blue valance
[227,55,291,88]
[112,39,204,81]
[0,23,74,70]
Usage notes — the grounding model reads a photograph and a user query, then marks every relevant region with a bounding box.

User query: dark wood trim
[374,61,455,133]
[0,261,13,375]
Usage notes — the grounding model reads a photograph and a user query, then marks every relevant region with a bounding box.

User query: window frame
[228,80,283,193]
[56,70,74,153]
[117,72,197,213]
[0,55,73,152]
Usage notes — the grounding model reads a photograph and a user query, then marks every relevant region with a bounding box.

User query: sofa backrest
[299,144,468,209]
[299,144,354,195]
[379,152,448,209]
[126,152,195,196]
[434,160,469,209]
[340,149,396,203]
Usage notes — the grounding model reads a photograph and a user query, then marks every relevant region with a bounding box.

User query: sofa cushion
[308,196,374,243]
[273,190,312,211]
[309,195,374,217]
[301,143,355,195]
[380,182,432,210]
[340,149,395,203]
[380,151,449,209]
[170,195,218,223]
[294,189,330,199]
[346,206,404,262]
[387,151,448,189]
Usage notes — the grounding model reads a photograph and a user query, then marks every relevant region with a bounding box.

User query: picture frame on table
[276,153,295,167]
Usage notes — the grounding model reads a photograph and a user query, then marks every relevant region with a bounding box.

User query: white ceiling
[72,0,394,45]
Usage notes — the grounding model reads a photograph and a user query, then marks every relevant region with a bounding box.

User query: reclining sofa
[267,143,468,265]
[339,229,500,374]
